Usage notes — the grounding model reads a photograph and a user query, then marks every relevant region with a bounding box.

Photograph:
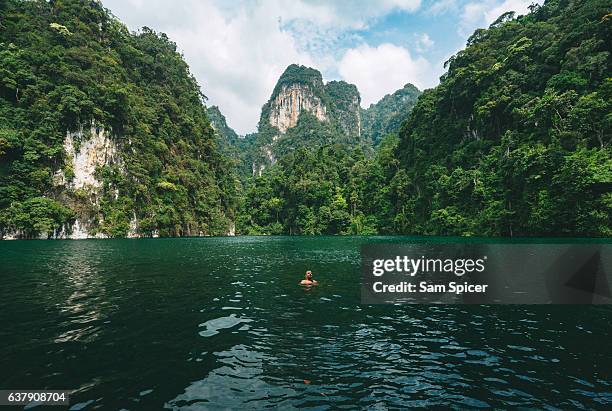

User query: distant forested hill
[207,105,256,179]
[207,105,239,147]
[0,0,237,238]
[361,83,421,146]
[391,0,611,236]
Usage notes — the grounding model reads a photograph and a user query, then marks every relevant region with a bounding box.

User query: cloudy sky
[102,0,539,135]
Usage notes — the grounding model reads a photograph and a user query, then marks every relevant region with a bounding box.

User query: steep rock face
[50,124,123,239]
[248,65,363,176]
[262,64,330,139]
[60,124,121,190]
[268,83,327,133]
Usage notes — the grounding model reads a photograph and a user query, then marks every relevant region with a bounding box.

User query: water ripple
[0,237,610,410]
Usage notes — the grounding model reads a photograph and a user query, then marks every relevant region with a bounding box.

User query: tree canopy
[391,0,611,236]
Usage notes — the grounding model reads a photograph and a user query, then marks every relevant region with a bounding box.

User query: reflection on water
[0,237,610,409]
[199,314,252,337]
[53,243,110,344]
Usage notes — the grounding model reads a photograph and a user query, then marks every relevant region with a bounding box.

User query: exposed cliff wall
[268,83,327,133]
[59,125,122,190]
[54,124,121,239]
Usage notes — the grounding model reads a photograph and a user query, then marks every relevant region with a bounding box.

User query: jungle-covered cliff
[0,0,238,238]
[248,64,370,176]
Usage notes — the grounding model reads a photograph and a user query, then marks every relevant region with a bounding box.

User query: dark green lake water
[1,236,610,409]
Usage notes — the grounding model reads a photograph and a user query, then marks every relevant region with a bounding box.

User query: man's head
[306,270,312,280]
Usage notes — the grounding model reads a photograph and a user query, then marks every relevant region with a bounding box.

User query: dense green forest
[0,0,237,238]
[236,134,401,235]
[236,0,611,237]
[391,0,611,236]
[0,0,609,239]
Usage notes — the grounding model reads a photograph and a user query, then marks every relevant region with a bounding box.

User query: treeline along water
[0,237,610,409]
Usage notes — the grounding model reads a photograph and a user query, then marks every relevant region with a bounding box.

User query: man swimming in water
[299,270,318,285]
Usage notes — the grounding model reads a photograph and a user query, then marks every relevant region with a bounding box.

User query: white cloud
[425,0,458,16]
[306,0,422,29]
[338,43,440,107]
[104,0,321,134]
[101,0,426,134]
[415,33,435,53]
